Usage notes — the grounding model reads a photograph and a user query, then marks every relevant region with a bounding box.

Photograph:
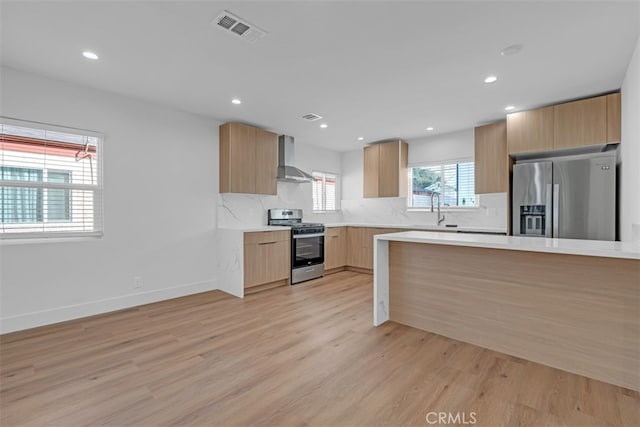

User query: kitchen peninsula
[373,231,640,391]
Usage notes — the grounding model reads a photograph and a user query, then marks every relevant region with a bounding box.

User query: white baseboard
[0,279,217,334]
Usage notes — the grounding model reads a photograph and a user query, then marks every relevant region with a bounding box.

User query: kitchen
[1,1,640,426]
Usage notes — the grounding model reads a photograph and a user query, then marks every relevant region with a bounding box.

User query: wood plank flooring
[1,271,638,426]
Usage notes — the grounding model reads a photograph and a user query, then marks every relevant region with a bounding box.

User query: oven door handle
[292,233,325,239]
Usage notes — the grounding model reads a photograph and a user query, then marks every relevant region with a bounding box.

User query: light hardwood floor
[1,271,638,426]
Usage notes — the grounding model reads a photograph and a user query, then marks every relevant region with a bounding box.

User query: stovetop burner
[291,222,323,228]
[267,209,324,234]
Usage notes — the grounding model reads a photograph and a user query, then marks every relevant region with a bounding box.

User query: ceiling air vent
[301,113,323,121]
[214,11,266,43]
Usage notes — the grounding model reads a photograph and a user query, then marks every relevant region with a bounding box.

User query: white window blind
[0,119,103,239]
[409,161,475,208]
[312,171,339,212]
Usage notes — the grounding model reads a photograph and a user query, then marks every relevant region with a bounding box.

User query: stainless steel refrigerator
[512,151,617,241]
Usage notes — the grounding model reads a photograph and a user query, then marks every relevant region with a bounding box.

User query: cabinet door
[244,232,290,288]
[363,145,379,198]
[255,128,278,195]
[347,227,367,268]
[220,122,257,194]
[606,93,621,143]
[474,121,508,194]
[378,141,400,197]
[554,96,606,149]
[507,107,554,154]
[325,227,347,270]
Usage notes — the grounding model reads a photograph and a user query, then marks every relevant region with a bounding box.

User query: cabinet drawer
[244,230,290,245]
[325,227,344,238]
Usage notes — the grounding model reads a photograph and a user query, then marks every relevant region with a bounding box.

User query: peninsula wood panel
[554,96,607,149]
[254,128,278,195]
[244,231,290,288]
[324,227,347,270]
[506,106,554,154]
[606,92,622,143]
[388,241,640,391]
[474,121,508,194]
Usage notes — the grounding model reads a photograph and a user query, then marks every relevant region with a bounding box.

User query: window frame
[407,158,478,211]
[45,169,72,223]
[0,117,104,240]
[312,170,340,213]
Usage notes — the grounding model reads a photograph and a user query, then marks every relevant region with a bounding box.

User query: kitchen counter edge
[375,231,640,260]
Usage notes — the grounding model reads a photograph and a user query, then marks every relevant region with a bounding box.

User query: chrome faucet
[430,193,446,226]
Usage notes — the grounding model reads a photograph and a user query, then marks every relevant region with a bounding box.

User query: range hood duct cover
[277,135,314,183]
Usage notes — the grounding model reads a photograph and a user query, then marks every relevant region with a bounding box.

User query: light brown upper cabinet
[506,106,554,155]
[474,121,508,194]
[554,96,607,149]
[220,122,278,195]
[606,92,621,143]
[363,140,408,198]
[507,93,621,155]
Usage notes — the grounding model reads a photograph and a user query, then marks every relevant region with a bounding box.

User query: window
[312,171,339,211]
[409,161,475,208]
[0,119,103,238]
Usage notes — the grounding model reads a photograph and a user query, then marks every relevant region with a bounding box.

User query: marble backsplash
[217,181,343,228]
[340,193,508,229]
[218,183,507,230]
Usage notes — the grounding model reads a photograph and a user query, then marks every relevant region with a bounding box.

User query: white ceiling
[1,1,638,151]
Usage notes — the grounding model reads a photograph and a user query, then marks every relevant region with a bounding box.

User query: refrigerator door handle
[553,184,560,237]
[545,184,553,237]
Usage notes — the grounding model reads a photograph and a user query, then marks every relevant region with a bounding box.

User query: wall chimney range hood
[277,135,314,183]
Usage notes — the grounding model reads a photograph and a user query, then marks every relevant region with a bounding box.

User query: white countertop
[219,225,291,232]
[375,231,640,260]
[324,222,507,234]
[221,223,506,234]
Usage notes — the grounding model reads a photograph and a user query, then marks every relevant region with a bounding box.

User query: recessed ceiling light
[231,98,242,105]
[484,76,497,84]
[426,127,434,131]
[320,123,328,128]
[504,105,516,111]
[357,137,364,141]
[500,44,523,57]
[82,51,99,60]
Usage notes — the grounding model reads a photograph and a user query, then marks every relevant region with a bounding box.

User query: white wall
[0,67,219,333]
[620,34,640,242]
[341,130,508,229]
[217,142,343,227]
[409,129,474,165]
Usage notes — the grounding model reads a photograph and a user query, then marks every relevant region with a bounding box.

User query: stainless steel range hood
[277,135,314,183]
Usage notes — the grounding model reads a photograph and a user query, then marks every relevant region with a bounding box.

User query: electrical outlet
[133,276,142,290]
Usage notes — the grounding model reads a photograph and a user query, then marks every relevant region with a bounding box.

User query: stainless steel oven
[291,225,324,284]
[268,209,325,284]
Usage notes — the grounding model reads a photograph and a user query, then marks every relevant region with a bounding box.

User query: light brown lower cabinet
[324,227,347,270]
[243,230,290,288]
[346,227,398,270]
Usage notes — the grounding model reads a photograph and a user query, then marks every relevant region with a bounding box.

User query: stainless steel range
[268,209,324,284]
